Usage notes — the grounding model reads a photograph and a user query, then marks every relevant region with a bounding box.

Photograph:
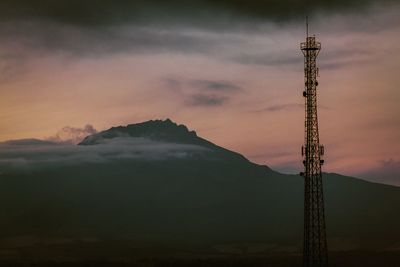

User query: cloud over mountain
[47,124,97,144]
[0,120,224,172]
[0,137,210,173]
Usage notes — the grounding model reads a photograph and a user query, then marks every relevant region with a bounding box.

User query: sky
[0,0,399,185]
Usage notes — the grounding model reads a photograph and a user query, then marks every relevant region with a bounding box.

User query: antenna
[306,16,309,38]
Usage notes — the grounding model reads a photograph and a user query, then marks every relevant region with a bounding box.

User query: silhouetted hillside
[0,119,398,265]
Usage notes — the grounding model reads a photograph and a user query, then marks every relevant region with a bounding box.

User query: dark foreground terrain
[0,252,399,267]
[0,240,399,267]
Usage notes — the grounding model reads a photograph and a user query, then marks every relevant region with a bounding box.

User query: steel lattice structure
[300,24,328,267]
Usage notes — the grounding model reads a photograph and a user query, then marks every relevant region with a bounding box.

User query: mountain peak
[78,119,250,163]
[78,119,201,146]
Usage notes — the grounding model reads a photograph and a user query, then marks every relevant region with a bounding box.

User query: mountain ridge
[79,119,203,146]
[0,119,399,262]
[78,118,251,163]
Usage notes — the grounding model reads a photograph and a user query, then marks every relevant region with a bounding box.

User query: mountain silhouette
[79,118,249,161]
[0,119,399,262]
[80,119,203,146]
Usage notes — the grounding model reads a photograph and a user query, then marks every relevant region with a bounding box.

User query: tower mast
[300,18,328,267]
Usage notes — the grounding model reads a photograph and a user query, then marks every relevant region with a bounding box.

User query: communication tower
[300,18,328,267]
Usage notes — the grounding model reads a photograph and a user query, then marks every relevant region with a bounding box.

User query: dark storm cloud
[0,0,395,26]
[0,21,222,57]
[0,1,396,59]
[0,0,396,62]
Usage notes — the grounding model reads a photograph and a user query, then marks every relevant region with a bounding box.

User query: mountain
[79,119,248,162]
[0,119,399,264]
[80,119,203,146]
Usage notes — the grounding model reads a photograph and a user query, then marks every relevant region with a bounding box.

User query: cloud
[190,80,242,92]
[233,46,375,69]
[3,139,57,146]
[0,22,223,57]
[0,137,210,173]
[316,48,373,70]
[164,78,242,93]
[163,77,241,107]
[0,1,397,59]
[47,125,97,144]
[254,103,331,113]
[254,103,303,112]
[0,0,394,27]
[233,53,299,67]
[163,77,183,93]
[186,94,228,107]
[0,0,396,68]
[318,57,372,71]
[0,54,28,83]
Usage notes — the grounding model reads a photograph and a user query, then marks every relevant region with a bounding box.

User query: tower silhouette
[300,18,328,267]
